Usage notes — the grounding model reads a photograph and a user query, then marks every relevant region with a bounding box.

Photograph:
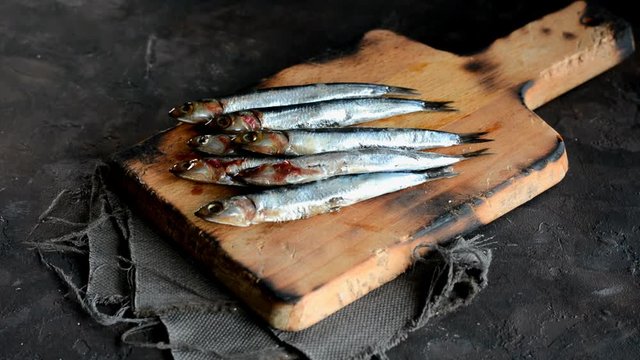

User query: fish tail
[461,148,492,158]
[420,100,457,112]
[423,166,458,179]
[386,85,421,96]
[459,131,493,144]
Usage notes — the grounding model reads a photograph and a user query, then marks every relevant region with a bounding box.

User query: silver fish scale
[287,149,461,179]
[246,171,443,223]
[221,83,402,113]
[260,98,428,129]
[285,129,461,155]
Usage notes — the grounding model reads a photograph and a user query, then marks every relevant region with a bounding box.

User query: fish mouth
[170,112,199,124]
[168,107,197,123]
[169,101,199,122]
[194,205,213,218]
[187,137,202,148]
[169,160,195,175]
[169,160,212,182]
[195,203,250,226]
[195,198,257,226]
[168,107,182,119]
[169,163,182,174]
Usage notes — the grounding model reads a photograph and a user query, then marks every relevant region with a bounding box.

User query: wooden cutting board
[111,2,634,331]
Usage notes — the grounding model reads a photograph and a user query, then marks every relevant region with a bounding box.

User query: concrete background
[1,0,639,359]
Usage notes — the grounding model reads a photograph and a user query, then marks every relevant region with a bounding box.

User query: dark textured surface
[1,0,639,359]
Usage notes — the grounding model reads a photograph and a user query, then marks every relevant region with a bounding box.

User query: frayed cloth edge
[348,235,493,360]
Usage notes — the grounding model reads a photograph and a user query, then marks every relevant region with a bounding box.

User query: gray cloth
[86,167,130,304]
[29,163,492,359]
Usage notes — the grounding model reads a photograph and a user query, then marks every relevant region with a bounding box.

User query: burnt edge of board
[582,4,626,34]
[406,138,566,245]
[112,127,172,165]
[364,139,567,284]
[581,4,635,56]
[405,137,566,243]
[273,138,567,298]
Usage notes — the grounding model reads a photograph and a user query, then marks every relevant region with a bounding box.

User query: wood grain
[111,2,634,330]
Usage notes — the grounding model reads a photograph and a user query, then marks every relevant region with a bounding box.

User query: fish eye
[242,132,258,143]
[198,136,209,145]
[216,116,232,128]
[207,201,224,214]
[181,102,194,114]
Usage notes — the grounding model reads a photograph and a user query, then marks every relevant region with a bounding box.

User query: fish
[195,167,456,226]
[168,83,419,124]
[169,157,286,185]
[235,148,487,186]
[187,134,238,155]
[204,98,455,133]
[234,128,491,156]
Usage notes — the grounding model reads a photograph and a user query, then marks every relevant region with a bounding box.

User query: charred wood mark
[463,58,503,91]
[478,74,501,92]
[258,279,302,304]
[528,137,565,171]
[463,59,497,73]
[580,5,606,27]
[580,5,634,59]
[581,3,631,41]
[541,27,552,35]
[408,139,566,241]
[111,127,171,165]
[580,15,603,26]
[400,189,456,224]
[517,79,535,105]
[408,201,481,241]
[562,31,577,40]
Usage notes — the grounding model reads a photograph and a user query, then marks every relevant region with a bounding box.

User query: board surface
[112,2,634,330]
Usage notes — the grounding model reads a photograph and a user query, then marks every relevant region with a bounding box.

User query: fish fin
[229,174,251,185]
[420,100,457,112]
[459,131,493,144]
[462,148,492,158]
[386,85,421,96]
[423,166,458,179]
[328,197,345,211]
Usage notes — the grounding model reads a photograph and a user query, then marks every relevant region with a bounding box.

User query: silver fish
[235,128,491,156]
[195,167,456,226]
[205,98,454,133]
[169,157,286,185]
[236,148,486,186]
[168,83,418,124]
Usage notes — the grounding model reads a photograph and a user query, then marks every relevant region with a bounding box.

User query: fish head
[195,197,256,226]
[169,100,223,124]
[188,134,236,155]
[170,159,219,182]
[234,131,288,155]
[207,111,261,133]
